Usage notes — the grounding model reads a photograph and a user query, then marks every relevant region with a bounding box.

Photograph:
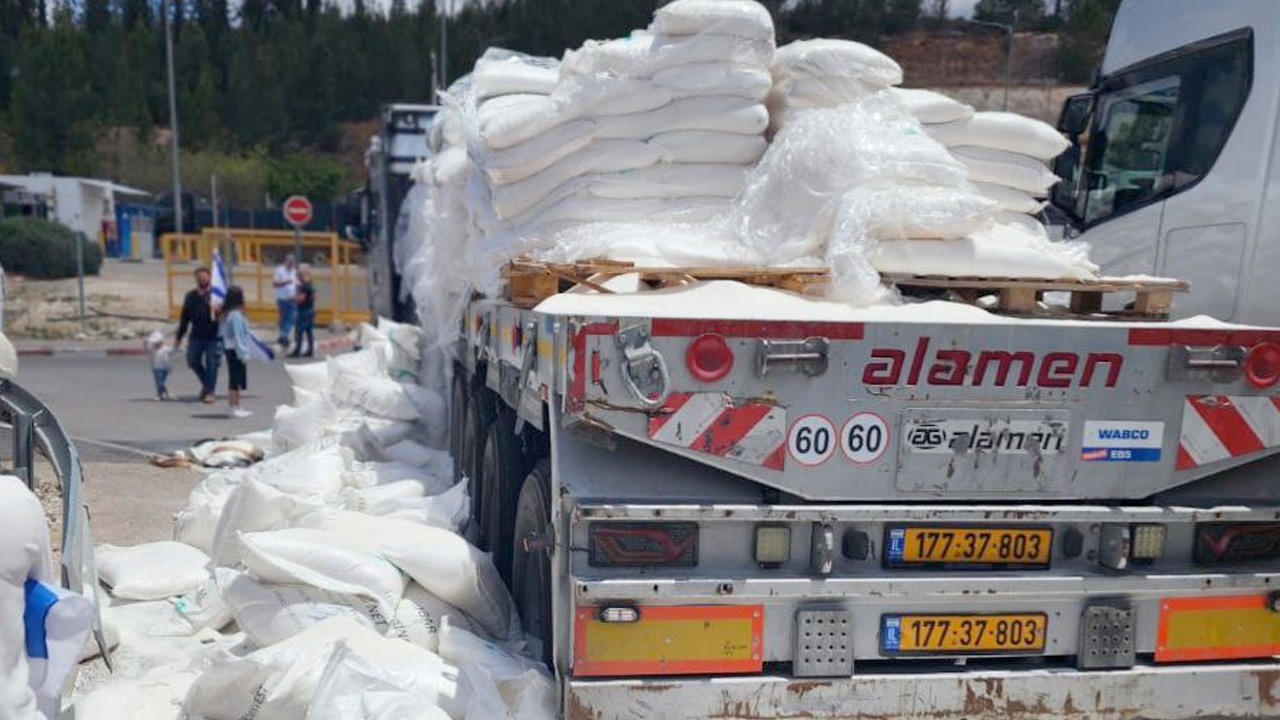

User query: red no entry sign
[283,195,313,228]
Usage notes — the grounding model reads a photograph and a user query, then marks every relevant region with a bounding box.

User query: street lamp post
[162,0,183,237]
[966,18,1014,111]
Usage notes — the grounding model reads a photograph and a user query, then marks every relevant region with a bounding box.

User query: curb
[17,346,149,357]
[18,334,356,358]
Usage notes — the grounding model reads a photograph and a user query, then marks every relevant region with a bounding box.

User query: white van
[1050,0,1279,324]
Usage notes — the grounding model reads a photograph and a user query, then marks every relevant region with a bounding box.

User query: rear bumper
[565,662,1280,719]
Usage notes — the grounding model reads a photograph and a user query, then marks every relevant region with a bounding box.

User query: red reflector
[1245,343,1280,388]
[1195,523,1280,565]
[686,334,734,382]
[588,522,699,567]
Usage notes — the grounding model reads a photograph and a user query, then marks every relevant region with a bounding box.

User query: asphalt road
[15,353,300,460]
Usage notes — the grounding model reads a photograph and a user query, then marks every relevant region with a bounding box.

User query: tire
[481,407,528,582]
[511,459,553,665]
[449,369,468,485]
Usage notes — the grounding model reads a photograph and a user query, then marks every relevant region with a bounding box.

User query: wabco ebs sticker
[904,419,1068,455]
[1082,420,1164,462]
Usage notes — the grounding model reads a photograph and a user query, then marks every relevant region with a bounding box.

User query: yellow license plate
[881,613,1047,655]
[573,605,763,677]
[886,526,1053,567]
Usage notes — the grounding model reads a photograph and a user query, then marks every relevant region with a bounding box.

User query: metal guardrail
[163,229,370,326]
[0,378,110,666]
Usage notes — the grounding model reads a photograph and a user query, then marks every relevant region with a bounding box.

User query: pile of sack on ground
[393,0,1096,374]
[71,319,553,720]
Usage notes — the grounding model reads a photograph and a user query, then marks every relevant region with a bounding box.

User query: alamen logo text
[861,338,1124,388]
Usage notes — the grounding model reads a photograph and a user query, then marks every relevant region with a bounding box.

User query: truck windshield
[1074,29,1252,228]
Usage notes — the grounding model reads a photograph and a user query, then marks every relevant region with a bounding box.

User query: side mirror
[1058,93,1095,136]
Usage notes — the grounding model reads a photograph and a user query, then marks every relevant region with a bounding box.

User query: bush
[0,216,104,279]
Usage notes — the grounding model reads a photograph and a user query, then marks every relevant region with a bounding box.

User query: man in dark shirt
[174,267,222,403]
[289,267,316,358]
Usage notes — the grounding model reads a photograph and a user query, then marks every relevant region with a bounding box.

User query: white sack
[329,358,439,421]
[238,527,407,618]
[926,111,1070,160]
[438,620,557,720]
[343,460,452,494]
[272,394,339,453]
[772,38,902,88]
[183,617,468,720]
[562,33,774,77]
[894,88,974,124]
[869,219,1098,280]
[251,439,349,497]
[74,670,201,720]
[973,181,1045,214]
[378,480,472,534]
[97,541,211,601]
[473,54,560,101]
[650,62,772,100]
[950,145,1061,195]
[306,513,515,640]
[652,0,775,41]
[284,360,329,393]
[174,472,243,554]
[211,477,325,567]
[220,570,388,647]
[306,642,453,720]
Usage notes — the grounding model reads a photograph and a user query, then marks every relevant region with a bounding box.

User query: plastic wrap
[562,33,774,78]
[973,181,1046,214]
[471,48,560,101]
[736,92,970,261]
[772,39,903,87]
[870,217,1099,280]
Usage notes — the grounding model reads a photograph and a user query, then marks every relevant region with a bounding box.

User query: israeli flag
[212,249,276,362]
[25,579,95,719]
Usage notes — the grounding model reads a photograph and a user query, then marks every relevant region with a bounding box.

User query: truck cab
[1050,0,1279,325]
[361,103,438,322]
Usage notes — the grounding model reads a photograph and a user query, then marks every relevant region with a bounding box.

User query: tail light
[1245,342,1280,388]
[1195,523,1280,565]
[589,522,698,567]
[686,334,734,382]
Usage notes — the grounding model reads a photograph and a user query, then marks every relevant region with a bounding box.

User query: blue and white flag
[25,579,95,719]
[212,249,276,362]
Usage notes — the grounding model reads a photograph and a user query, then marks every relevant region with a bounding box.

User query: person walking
[273,254,298,350]
[175,267,221,403]
[289,266,316,358]
[220,285,253,419]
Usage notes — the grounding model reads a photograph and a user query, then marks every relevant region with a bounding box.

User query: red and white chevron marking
[1177,395,1280,470]
[648,392,786,470]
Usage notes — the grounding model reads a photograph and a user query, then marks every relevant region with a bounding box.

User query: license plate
[885,526,1052,567]
[881,613,1047,655]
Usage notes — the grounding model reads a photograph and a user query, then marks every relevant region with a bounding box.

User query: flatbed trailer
[450,267,1280,719]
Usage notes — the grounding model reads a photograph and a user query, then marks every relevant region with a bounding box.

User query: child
[218,286,253,419]
[289,266,316,358]
[144,330,172,401]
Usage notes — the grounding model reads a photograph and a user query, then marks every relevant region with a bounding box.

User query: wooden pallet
[502,259,830,308]
[881,274,1191,318]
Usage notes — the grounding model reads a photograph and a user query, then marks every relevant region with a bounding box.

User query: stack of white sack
[735,90,1097,303]
[921,107,1070,218]
[766,38,903,133]
[462,0,774,247]
[74,339,550,720]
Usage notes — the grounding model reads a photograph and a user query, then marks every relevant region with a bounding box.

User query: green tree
[1057,0,1119,82]
[8,13,96,173]
[267,153,347,202]
[974,0,1044,29]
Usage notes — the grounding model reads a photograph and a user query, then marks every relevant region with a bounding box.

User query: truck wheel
[481,408,528,581]
[511,459,553,664]
[449,369,467,485]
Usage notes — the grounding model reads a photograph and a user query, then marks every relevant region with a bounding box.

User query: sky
[950,0,980,17]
